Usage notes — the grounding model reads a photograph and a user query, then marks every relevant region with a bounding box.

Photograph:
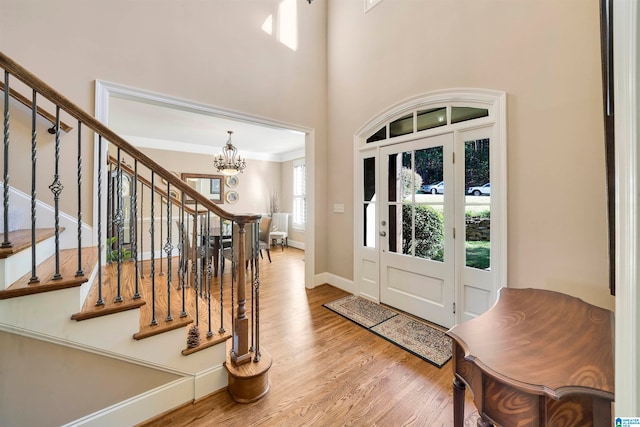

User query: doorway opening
[94,81,316,289]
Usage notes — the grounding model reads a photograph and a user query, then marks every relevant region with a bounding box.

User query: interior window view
[1,0,629,426]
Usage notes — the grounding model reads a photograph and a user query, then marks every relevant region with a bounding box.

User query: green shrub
[402,205,444,261]
[465,209,491,218]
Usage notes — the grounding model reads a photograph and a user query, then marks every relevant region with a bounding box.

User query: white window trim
[292,158,306,231]
[353,88,507,324]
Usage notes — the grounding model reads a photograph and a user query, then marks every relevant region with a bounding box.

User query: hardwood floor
[139,247,480,426]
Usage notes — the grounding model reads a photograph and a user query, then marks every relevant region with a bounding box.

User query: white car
[468,183,490,196]
[422,181,444,194]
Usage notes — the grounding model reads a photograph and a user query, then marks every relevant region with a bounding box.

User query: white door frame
[94,80,316,290]
[353,88,507,325]
[613,0,639,414]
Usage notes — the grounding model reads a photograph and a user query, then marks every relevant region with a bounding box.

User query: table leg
[453,376,465,427]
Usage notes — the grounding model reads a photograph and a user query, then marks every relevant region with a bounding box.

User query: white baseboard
[63,377,195,427]
[314,272,354,294]
[63,365,230,427]
[287,239,304,250]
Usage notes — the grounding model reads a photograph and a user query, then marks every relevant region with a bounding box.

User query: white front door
[380,133,455,328]
[353,90,507,328]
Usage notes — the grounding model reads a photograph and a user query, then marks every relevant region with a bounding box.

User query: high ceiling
[108,96,306,163]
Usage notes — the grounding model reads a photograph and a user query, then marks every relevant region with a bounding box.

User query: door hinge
[453,302,456,314]
[452,152,455,164]
[453,227,456,239]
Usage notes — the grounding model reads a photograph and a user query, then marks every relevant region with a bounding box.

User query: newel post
[225,219,272,403]
[231,221,251,366]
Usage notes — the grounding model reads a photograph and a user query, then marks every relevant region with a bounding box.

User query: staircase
[0,52,270,426]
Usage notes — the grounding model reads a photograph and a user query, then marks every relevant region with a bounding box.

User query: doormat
[323,295,452,368]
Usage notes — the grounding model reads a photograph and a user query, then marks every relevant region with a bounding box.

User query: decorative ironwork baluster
[180,196,187,318]
[194,204,199,326]
[230,220,236,350]
[2,71,11,249]
[159,191,164,277]
[204,212,210,298]
[95,136,104,306]
[164,183,173,321]
[48,106,63,280]
[206,212,213,338]
[150,172,157,325]
[250,222,256,353]
[200,215,205,300]
[139,184,144,279]
[254,221,262,362]
[75,121,84,277]
[132,160,140,299]
[218,215,225,334]
[113,149,123,302]
[28,90,38,284]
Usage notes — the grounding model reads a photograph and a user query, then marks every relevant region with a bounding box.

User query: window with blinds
[293,159,306,229]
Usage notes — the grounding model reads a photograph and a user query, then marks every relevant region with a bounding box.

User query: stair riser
[0,285,228,374]
[1,182,94,249]
[0,236,56,289]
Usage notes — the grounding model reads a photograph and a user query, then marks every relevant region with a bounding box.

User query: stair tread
[0,247,97,299]
[133,262,232,350]
[0,228,61,259]
[134,270,195,340]
[71,261,146,321]
[1,240,231,354]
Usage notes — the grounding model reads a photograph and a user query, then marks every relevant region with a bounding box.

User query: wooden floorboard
[138,247,480,426]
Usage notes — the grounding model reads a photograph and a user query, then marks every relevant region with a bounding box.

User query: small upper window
[389,113,414,138]
[417,107,447,131]
[451,107,489,124]
[367,126,387,143]
[364,0,383,13]
[364,104,491,143]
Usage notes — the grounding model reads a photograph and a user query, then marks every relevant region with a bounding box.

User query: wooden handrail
[0,51,258,226]
[0,81,73,133]
[107,155,197,216]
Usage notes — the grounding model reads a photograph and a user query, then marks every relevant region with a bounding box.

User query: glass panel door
[380,133,455,328]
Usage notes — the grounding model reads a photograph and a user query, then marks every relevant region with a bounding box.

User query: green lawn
[466,240,490,270]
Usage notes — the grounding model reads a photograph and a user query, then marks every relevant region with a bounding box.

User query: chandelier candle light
[214,130,246,176]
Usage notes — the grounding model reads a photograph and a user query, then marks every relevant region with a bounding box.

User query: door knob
[379,231,387,237]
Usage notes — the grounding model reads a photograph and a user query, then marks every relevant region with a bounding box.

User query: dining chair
[258,216,272,262]
[270,213,289,251]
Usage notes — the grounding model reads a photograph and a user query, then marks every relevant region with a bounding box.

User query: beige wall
[0,331,179,426]
[0,0,328,271]
[327,0,613,310]
[139,147,281,215]
[1,0,615,310]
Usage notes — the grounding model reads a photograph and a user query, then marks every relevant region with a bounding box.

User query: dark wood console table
[446,288,614,427]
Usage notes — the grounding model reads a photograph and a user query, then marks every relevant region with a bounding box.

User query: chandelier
[214,131,246,176]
